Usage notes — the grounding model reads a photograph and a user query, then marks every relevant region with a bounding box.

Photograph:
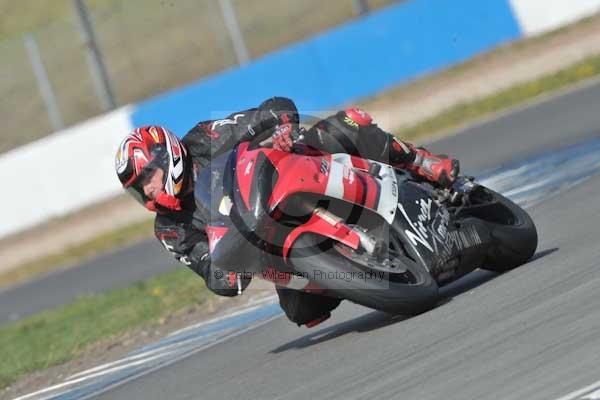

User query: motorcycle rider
[115,97,459,327]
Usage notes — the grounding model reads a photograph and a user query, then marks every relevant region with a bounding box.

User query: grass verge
[0,266,210,390]
[397,54,600,140]
[0,218,154,289]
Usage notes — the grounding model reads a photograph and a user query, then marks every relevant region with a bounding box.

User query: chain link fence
[1,0,400,154]
[1,19,102,152]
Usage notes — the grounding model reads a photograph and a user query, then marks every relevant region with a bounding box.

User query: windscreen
[194,150,232,221]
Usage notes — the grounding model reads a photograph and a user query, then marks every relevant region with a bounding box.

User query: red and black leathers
[152,97,458,325]
[155,97,299,297]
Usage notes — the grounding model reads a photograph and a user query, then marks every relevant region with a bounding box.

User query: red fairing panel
[235,142,326,210]
[233,145,398,263]
[267,153,379,212]
[348,155,371,170]
[236,143,381,213]
[282,212,360,260]
[360,171,380,209]
[236,142,257,210]
[205,225,229,254]
[267,153,331,208]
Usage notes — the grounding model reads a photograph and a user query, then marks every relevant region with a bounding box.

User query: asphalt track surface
[88,80,600,400]
[0,239,175,324]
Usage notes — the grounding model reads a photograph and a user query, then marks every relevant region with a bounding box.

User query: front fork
[312,208,381,255]
[282,204,383,261]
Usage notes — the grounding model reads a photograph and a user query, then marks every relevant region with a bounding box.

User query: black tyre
[288,233,439,315]
[475,188,538,272]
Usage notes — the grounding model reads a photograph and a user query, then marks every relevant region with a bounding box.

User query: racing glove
[193,238,253,297]
[272,122,294,152]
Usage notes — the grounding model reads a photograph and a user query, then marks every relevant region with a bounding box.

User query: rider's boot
[402,146,460,188]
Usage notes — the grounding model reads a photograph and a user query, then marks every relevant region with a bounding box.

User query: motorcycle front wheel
[288,233,439,315]
[461,186,538,272]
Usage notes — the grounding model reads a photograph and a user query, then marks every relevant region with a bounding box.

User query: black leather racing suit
[154,97,418,325]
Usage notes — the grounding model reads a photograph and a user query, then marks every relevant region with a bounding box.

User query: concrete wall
[509,0,600,35]
[0,107,133,237]
[2,0,600,238]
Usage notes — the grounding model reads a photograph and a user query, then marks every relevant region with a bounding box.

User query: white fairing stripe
[375,163,398,224]
[325,156,345,199]
[329,154,398,224]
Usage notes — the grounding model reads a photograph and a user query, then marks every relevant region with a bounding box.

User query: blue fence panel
[132,0,522,136]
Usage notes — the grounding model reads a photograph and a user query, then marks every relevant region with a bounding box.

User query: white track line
[15,303,281,400]
[167,294,278,337]
[66,327,236,381]
[15,352,174,400]
[554,380,600,400]
[66,294,277,381]
[76,314,282,400]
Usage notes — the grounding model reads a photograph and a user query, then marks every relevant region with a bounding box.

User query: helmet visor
[126,185,147,206]
[126,165,167,206]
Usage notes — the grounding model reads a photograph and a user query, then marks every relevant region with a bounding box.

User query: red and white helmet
[115,125,189,211]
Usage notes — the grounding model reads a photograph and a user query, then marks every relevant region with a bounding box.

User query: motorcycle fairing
[392,180,490,279]
[234,142,399,225]
[281,210,361,260]
[206,225,229,254]
[328,154,398,224]
[391,181,443,271]
[232,143,401,259]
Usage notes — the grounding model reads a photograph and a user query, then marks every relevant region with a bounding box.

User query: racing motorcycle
[197,139,538,315]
